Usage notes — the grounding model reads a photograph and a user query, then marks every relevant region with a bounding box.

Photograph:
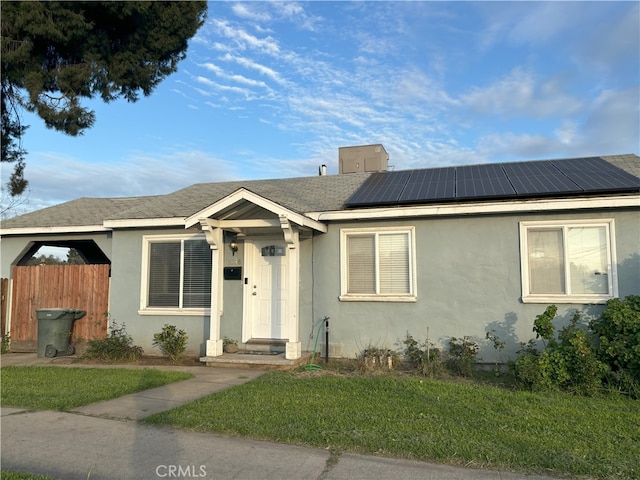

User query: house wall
[109,228,210,356]
[109,227,313,357]
[310,208,640,363]
[37,206,634,362]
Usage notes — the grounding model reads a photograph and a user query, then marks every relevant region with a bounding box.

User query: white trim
[138,308,211,316]
[338,295,417,303]
[3,194,636,237]
[340,226,417,302]
[139,232,213,312]
[184,188,328,233]
[103,218,185,228]
[519,219,618,304]
[309,195,640,221]
[0,225,109,235]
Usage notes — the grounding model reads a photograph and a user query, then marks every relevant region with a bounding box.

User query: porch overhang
[184,188,327,233]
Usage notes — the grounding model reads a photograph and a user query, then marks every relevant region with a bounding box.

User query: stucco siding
[311,208,640,363]
[109,228,209,356]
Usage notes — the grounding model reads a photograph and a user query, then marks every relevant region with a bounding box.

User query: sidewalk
[1,354,558,480]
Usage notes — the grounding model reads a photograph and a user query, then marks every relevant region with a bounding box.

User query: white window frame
[519,219,618,304]
[139,234,213,315]
[340,226,417,302]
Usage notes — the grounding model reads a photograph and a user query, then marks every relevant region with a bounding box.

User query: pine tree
[1,1,207,195]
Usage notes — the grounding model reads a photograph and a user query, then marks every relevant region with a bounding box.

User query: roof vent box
[339,144,388,174]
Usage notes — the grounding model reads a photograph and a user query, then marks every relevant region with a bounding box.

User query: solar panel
[456,164,515,198]
[502,162,581,195]
[552,157,640,192]
[344,156,639,207]
[399,168,455,202]
[345,171,411,205]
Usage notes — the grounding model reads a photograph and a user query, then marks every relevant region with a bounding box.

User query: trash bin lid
[36,308,85,320]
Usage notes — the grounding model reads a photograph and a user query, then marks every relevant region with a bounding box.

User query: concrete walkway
[1,354,558,480]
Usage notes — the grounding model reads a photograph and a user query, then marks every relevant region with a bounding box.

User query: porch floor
[200,352,312,370]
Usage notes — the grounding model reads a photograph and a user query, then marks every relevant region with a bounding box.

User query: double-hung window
[520,220,617,303]
[340,227,416,301]
[141,235,212,312]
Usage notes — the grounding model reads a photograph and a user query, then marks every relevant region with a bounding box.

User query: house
[1,146,639,365]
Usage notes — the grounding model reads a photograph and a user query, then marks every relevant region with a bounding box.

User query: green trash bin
[36,308,86,358]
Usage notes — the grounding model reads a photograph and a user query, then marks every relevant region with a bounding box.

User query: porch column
[280,215,301,359]
[200,219,224,357]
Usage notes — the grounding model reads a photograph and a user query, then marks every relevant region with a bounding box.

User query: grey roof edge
[601,153,640,178]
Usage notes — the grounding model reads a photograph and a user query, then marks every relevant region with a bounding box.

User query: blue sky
[6,1,640,214]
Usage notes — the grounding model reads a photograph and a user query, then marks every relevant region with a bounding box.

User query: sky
[4,0,639,215]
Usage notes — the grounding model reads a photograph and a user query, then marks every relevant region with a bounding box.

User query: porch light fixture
[229,237,239,256]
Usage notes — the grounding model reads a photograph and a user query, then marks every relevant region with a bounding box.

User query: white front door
[244,238,289,340]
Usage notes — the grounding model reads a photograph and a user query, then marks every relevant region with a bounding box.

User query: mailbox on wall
[223,266,242,280]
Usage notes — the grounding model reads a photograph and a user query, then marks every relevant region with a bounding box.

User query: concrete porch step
[200,352,312,370]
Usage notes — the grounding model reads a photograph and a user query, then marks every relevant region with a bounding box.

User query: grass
[0,366,192,411]
[145,371,640,480]
[0,472,57,480]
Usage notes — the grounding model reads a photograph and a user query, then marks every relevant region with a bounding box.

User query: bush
[1,334,10,354]
[513,306,608,395]
[512,339,542,389]
[590,295,640,396]
[590,295,640,380]
[357,345,400,372]
[446,336,479,377]
[153,324,188,364]
[83,320,143,362]
[403,333,443,377]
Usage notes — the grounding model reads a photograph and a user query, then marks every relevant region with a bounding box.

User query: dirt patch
[63,355,203,367]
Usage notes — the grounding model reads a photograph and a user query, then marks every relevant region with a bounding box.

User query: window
[142,235,212,312]
[520,220,617,303]
[340,227,416,301]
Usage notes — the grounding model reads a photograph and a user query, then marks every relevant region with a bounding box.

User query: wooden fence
[10,264,109,352]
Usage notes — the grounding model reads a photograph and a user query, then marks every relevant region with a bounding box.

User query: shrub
[83,320,143,362]
[446,336,479,377]
[513,306,608,395]
[590,295,640,396]
[403,333,443,377]
[512,339,542,389]
[153,324,188,364]
[590,295,640,380]
[357,345,400,372]
[1,334,10,354]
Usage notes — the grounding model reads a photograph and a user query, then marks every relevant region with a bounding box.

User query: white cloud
[220,54,286,85]
[231,3,271,23]
[20,150,243,212]
[582,87,640,154]
[271,2,322,31]
[211,19,280,56]
[200,62,270,89]
[460,68,583,118]
[195,76,252,98]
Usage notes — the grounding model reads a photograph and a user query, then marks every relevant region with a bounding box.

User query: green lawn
[0,366,192,411]
[145,371,640,480]
[0,472,57,480]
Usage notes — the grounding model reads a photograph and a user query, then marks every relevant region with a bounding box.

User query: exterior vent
[339,144,388,174]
